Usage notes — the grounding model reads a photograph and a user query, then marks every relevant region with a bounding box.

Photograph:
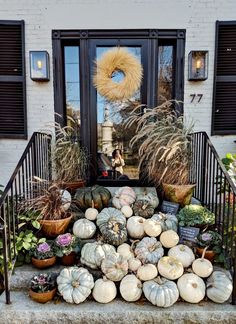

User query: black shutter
[0,20,27,138]
[212,21,236,135]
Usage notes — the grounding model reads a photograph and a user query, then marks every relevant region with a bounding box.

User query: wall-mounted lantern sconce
[188,51,208,81]
[30,51,50,81]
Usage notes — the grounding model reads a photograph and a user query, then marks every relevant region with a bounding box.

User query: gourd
[137,264,158,281]
[133,199,154,218]
[136,191,159,209]
[128,258,142,272]
[73,219,96,239]
[112,186,136,209]
[121,205,133,218]
[101,252,128,281]
[144,219,162,237]
[96,207,127,246]
[120,274,142,302]
[80,242,116,269]
[127,216,146,239]
[92,277,117,303]
[134,237,164,264]
[117,243,134,260]
[158,256,184,280]
[152,213,178,232]
[57,267,94,304]
[75,185,111,210]
[61,189,72,211]
[160,230,179,248]
[168,244,195,268]
[192,247,213,278]
[143,277,179,308]
[177,273,205,303]
[85,207,98,221]
[206,271,233,303]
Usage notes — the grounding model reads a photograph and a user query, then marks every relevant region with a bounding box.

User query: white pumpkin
[177,273,205,303]
[168,244,195,268]
[158,256,184,280]
[206,271,233,303]
[143,277,179,308]
[85,208,98,221]
[112,186,136,209]
[92,277,117,303]
[57,267,94,304]
[73,219,96,239]
[128,258,142,272]
[60,189,72,211]
[101,252,128,282]
[137,264,158,281]
[134,237,164,264]
[120,274,142,302]
[117,243,134,260]
[121,205,133,218]
[192,249,213,278]
[144,219,162,237]
[127,216,146,239]
[160,230,179,248]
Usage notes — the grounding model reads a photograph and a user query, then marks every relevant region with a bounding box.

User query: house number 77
[190,94,203,103]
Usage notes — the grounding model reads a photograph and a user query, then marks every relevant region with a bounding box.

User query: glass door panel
[158,44,174,104]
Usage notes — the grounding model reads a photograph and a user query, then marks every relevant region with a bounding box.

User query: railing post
[200,133,207,205]
[0,210,10,304]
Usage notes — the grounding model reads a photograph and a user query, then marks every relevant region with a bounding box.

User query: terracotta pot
[61,180,86,194]
[31,256,56,269]
[29,288,57,303]
[196,247,216,262]
[61,252,77,266]
[40,214,72,238]
[162,183,196,207]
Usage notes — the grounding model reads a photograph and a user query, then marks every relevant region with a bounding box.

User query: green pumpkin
[152,213,178,232]
[133,199,154,218]
[74,185,111,211]
[97,207,127,246]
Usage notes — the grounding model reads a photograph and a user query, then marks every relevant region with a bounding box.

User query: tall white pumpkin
[177,273,205,303]
[120,274,142,302]
[127,216,146,239]
[92,277,117,303]
[73,219,96,239]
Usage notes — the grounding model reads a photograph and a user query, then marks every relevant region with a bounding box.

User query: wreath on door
[93,47,143,102]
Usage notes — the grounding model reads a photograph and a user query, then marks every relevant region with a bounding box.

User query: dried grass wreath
[93,47,143,102]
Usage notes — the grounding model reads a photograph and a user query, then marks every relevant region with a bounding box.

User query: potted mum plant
[126,101,195,206]
[31,242,56,269]
[196,230,223,262]
[29,273,57,303]
[54,233,80,266]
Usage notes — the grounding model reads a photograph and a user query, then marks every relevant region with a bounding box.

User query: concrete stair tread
[0,291,236,324]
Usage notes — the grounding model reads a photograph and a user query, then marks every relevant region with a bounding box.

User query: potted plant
[53,116,89,193]
[196,230,223,262]
[126,101,195,206]
[54,233,80,266]
[177,204,215,228]
[31,242,56,269]
[29,273,57,303]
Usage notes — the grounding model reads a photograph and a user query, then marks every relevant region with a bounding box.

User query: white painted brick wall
[0,0,235,185]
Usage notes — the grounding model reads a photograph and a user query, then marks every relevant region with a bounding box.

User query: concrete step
[0,291,236,324]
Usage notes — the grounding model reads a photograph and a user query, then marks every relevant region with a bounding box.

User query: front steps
[0,264,235,324]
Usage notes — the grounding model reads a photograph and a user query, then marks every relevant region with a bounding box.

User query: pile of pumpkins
[56,186,233,307]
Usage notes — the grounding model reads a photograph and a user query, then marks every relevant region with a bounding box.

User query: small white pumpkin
[168,244,195,268]
[134,237,164,264]
[144,219,162,237]
[177,273,205,303]
[117,243,134,260]
[127,216,146,239]
[101,252,128,282]
[137,264,158,281]
[57,267,94,304]
[160,230,179,248]
[85,208,98,221]
[112,186,136,209]
[128,258,142,272]
[206,271,233,303]
[73,219,96,239]
[120,274,142,302]
[92,277,117,303]
[158,256,184,280]
[143,277,179,308]
[121,205,133,218]
[192,248,213,278]
[60,189,72,211]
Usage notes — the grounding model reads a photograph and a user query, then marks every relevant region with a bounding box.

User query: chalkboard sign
[179,226,200,243]
[160,200,179,215]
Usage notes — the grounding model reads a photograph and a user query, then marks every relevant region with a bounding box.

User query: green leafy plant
[177,204,215,227]
[30,273,57,293]
[31,242,54,260]
[54,233,80,257]
[222,153,236,186]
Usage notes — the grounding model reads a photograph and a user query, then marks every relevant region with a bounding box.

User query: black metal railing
[191,132,236,304]
[0,132,51,304]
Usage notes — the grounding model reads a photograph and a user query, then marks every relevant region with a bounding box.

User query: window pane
[158,45,174,104]
[96,46,142,181]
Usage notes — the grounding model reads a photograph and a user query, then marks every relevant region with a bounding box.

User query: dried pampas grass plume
[93,47,143,102]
